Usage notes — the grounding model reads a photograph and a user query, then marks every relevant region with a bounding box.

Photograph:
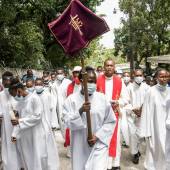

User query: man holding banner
[62,67,116,170]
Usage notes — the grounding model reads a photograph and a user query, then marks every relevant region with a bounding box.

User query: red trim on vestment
[97,74,122,157]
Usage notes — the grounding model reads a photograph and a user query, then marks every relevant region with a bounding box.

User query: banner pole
[80,56,93,141]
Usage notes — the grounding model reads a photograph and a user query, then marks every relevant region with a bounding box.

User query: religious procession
[0,0,170,170]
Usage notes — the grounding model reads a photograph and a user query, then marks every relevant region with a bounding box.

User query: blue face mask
[87,83,96,95]
[35,86,44,94]
[14,95,24,102]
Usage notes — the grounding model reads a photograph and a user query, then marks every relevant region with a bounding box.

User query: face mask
[87,83,96,95]
[57,74,65,81]
[26,87,34,93]
[134,77,143,84]
[157,83,167,91]
[44,79,50,85]
[4,88,9,93]
[14,95,24,102]
[35,86,44,94]
[123,77,130,84]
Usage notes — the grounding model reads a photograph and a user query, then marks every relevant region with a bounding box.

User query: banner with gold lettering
[48,0,109,56]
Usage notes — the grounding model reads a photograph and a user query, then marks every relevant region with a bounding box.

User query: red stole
[64,82,75,147]
[97,75,122,157]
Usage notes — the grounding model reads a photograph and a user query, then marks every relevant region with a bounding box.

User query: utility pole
[128,6,135,77]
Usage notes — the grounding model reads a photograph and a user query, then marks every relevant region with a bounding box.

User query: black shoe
[138,151,141,157]
[132,152,140,164]
[112,167,121,170]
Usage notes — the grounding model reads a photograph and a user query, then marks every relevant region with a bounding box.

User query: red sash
[97,75,122,157]
[64,82,75,147]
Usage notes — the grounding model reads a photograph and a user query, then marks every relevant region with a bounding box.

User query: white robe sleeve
[95,102,116,146]
[62,96,86,131]
[0,102,3,117]
[166,97,170,129]
[139,89,153,138]
[49,94,58,128]
[19,97,42,130]
[119,81,130,107]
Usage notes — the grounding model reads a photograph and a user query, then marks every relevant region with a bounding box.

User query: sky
[96,0,123,48]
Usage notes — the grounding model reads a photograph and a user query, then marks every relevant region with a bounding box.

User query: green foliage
[114,0,170,68]
[0,0,104,69]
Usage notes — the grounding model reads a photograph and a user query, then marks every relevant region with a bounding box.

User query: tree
[0,0,105,69]
[114,0,170,72]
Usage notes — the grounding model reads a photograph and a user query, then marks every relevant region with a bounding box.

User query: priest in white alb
[97,59,129,170]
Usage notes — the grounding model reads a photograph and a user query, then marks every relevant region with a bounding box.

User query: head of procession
[79,66,97,95]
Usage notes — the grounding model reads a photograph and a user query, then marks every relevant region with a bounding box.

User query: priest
[97,58,129,170]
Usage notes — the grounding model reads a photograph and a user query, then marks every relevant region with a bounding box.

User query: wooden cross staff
[80,57,93,141]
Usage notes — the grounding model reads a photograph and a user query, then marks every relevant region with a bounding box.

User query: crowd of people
[0,58,170,170]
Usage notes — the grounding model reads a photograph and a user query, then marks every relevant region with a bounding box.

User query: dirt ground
[55,131,146,170]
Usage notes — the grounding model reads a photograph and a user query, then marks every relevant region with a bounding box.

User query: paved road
[55,131,145,170]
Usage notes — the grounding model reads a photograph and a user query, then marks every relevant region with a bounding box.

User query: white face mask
[123,77,130,84]
[134,77,143,84]
[14,95,24,101]
[57,74,65,81]
[26,87,34,93]
[87,83,96,95]
[35,86,44,94]
[156,81,167,91]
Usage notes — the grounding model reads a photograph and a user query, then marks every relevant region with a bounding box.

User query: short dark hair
[10,78,24,89]
[78,66,96,81]
[133,69,144,75]
[26,79,34,83]
[35,78,43,82]
[51,72,56,76]
[155,68,167,78]
[2,71,13,80]
[104,58,115,66]
[56,67,64,71]
[43,71,50,75]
